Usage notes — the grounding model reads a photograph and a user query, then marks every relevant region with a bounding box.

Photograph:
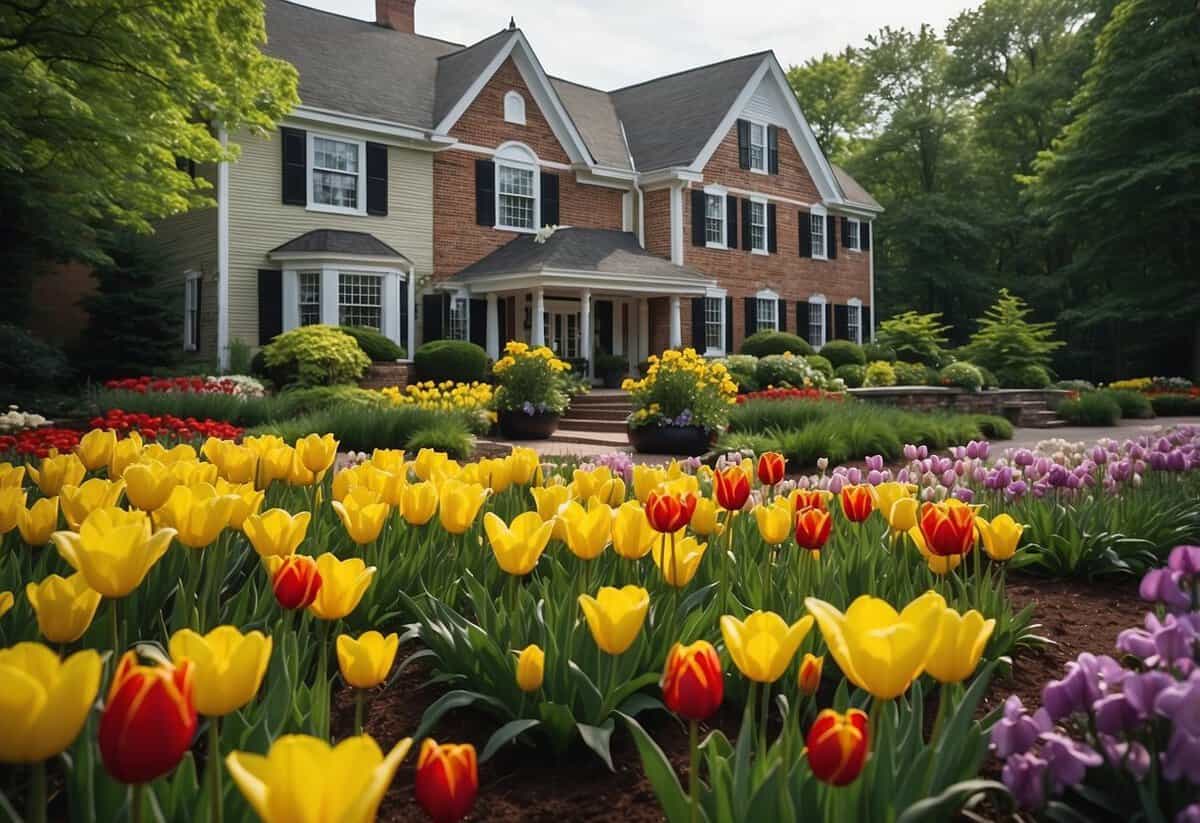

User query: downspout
[618,119,643,246]
[217,125,231,371]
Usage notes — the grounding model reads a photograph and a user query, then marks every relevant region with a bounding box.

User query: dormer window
[503,91,526,125]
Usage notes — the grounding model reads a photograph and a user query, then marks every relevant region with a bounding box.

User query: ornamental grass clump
[624,348,738,432]
[492,341,571,417]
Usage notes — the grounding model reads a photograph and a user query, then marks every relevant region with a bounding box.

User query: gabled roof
[611,53,769,172]
[550,78,632,170]
[832,164,882,211]
[270,229,408,260]
[434,29,514,126]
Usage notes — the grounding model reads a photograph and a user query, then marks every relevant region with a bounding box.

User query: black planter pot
[498,410,560,440]
[600,369,624,389]
[627,424,715,455]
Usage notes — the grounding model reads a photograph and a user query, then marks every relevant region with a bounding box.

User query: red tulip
[713,467,751,511]
[271,555,323,610]
[839,485,875,523]
[794,507,833,550]
[99,651,197,784]
[797,653,823,696]
[806,707,869,786]
[918,502,976,557]
[789,489,829,512]
[757,452,786,486]
[661,640,724,721]
[414,738,478,823]
[645,491,697,534]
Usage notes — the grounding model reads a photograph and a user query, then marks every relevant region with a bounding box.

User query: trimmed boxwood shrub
[1101,389,1154,420]
[836,363,865,388]
[939,362,984,392]
[1056,392,1122,426]
[756,354,814,388]
[339,326,405,361]
[720,354,760,393]
[740,330,814,358]
[819,340,867,368]
[863,342,897,363]
[1151,393,1200,416]
[805,355,834,380]
[998,363,1052,389]
[863,361,897,387]
[414,340,489,382]
[892,361,927,386]
[260,325,370,387]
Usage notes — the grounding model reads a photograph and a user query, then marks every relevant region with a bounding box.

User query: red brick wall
[433,57,623,279]
[643,189,671,260]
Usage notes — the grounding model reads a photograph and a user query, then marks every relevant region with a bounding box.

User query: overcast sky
[293,0,976,89]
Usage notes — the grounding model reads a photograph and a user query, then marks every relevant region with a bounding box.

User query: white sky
[292,0,977,89]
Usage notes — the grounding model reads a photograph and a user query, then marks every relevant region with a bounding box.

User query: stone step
[548,429,632,448]
[561,406,630,419]
[553,417,627,433]
[1018,409,1065,428]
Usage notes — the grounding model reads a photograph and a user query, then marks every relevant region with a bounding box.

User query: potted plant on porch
[492,341,572,439]
[594,351,628,389]
[623,347,738,455]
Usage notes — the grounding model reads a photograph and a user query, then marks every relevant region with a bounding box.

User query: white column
[531,287,545,346]
[669,184,684,265]
[626,301,637,372]
[406,267,416,356]
[669,295,682,349]
[638,298,650,361]
[320,266,338,326]
[485,292,500,359]
[613,300,624,356]
[580,289,592,379]
[381,274,401,345]
[281,270,299,331]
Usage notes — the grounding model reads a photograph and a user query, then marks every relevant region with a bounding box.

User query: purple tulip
[1014,448,1035,467]
[828,474,845,495]
[865,454,884,471]
[1155,671,1200,737]
[1041,732,1103,791]
[1091,446,1109,465]
[1140,568,1191,612]
[1177,804,1200,823]
[1124,670,1176,718]
[896,468,910,484]
[1002,751,1049,809]
[1093,693,1137,734]
[866,469,883,485]
[903,444,918,461]
[953,487,975,503]
[1100,736,1151,780]
[991,696,1047,758]
[1152,614,1197,665]
[941,469,957,488]
[1169,545,1200,576]
[1117,626,1158,660]
[1162,729,1200,783]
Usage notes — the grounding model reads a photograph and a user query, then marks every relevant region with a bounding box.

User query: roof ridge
[609,50,772,93]
[547,75,611,95]
[269,0,464,49]
[437,27,513,60]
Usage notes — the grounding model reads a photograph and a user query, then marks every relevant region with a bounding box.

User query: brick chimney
[376,0,415,33]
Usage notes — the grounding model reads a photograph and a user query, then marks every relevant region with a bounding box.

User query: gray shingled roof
[612,53,768,172]
[453,228,712,282]
[832,165,883,211]
[434,29,514,126]
[551,78,631,170]
[270,229,409,260]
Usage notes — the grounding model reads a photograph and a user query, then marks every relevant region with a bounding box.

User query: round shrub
[414,340,489,383]
[979,367,999,389]
[836,363,865,388]
[719,354,759,393]
[1056,392,1121,426]
[1054,379,1095,392]
[939,362,984,392]
[1100,389,1154,420]
[863,361,897,387]
[819,340,866,368]
[863,342,897,363]
[740,330,814,358]
[999,363,1052,389]
[260,325,370,387]
[0,323,72,388]
[805,355,834,380]
[339,326,405,361]
[756,353,819,388]
[1150,393,1200,416]
[892,361,927,386]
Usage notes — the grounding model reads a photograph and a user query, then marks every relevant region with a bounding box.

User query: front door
[543,301,581,359]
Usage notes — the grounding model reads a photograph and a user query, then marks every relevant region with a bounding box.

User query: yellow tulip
[332,487,391,545]
[594,477,627,506]
[651,533,707,587]
[0,590,11,619]
[107,433,144,478]
[214,479,265,530]
[437,479,488,535]
[754,498,793,545]
[719,611,814,683]
[926,554,964,575]
[483,511,552,576]
[258,445,295,487]
[308,554,376,621]
[530,484,571,540]
[296,433,339,475]
[336,631,399,689]
[0,486,24,534]
[369,469,407,508]
[571,466,612,501]
[412,448,450,482]
[243,508,310,558]
[60,478,125,530]
[123,459,178,511]
[155,483,236,549]
[144,442,198,464]
[75,428,117,471]
[202,438,258,484]
[0,462,26,488]
[169,626,273,716]
[632,464,665,503]
[871,482,919,532]
[332,464,367,502]
[578,585,650,655]
[515,644,544,692]
[507,447,539,485]
[368,448,407,475]
[399,481,438,526]
[662,474,700,498]
[50,507,176,598]
[477,457,513,494]
[689,497,722,537]
[242,434,285,457]
[805,590,947,700]
[226,734,412,823]
[28,453,85,497]
[977,513,1023,561]
[924,608,996,684]
[285,450,317,487]
[25,573,102,643]
[557,500,612,560]
[0,643,102,763]
[17,496,59,546]
[612,501,657,559]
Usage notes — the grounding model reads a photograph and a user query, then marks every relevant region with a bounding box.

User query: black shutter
[741,199,753,251]
[796,302,810,343]
[861,221,871,250]
[595,300,613,354]
[475,159,495,226]
[422,293,447,342]
[737,119,751,169]
[397,281,408,353]
[257,270,282,345]
[767,125,779,174]
[744,297,757,336]
[777,299,787,332]
[540,172,560,227]
[834,305,850,340]
[469,299,487,347]
[725,296,734,353]
[498,298,508,348]
[726,194,738,248]
[798,211,811,257]
[691,189,706,246]
[827,303,835,344]
[280,128,306,206]
[767,204,777,253]
[841,217,851,248]
[691,298,706,351]
[365,142,388,216]
[193,278,203,352]
[826,214,837,259]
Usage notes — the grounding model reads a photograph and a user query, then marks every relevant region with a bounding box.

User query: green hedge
[819,340,867,368]
[740,330,814,358]
[414,340,489,382]
[245,404,476,457]
[339,326,405,361]
[1150,393,1200,416]
[1056,392,1122,426]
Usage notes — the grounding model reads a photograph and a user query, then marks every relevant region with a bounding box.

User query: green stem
[688,719,700,823]
[28,760,46,823]
[930,683,950,744]
[354,689,366,737]
[207,719,223,823]
[110,597,121,655]
[185,549,203,631]
[316,620,330,740]
[130,784,144,823]
[759,679,770,754]
[721,511,735,615]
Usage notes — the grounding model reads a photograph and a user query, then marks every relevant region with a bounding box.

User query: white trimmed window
[495,143,539,231]
[704,295,725,354]
[448,296,468,341]
[183,272,200,351]
[810,209,827,260]
[503,91,526,125]
[338,272,382,329]
[749,122,767,172]
[750,200,768,253]
[808,295,827,347]
[847,299,863,344]
[298,271,321,326]
[846,218,861,251]
[705,193,725,246]
[756,290,778,332]
[309,134,364,213]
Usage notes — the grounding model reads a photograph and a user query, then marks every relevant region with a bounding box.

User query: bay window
[338,272,382,330]
[298,271,321,326]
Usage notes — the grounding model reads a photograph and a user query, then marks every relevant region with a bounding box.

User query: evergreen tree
[963,288,1064,376]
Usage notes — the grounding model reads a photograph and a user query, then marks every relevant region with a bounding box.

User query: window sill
[751,248,769,256]
[750,167,769,176]
[705,241,727,250]
[703,347,726,358]
[307,203,366,217]
[494,224,538,234]
[811,254,828,262]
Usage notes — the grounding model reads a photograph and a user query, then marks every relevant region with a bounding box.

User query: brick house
[160,0,880,373]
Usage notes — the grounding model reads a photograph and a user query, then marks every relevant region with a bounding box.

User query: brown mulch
[332,573,1148,822]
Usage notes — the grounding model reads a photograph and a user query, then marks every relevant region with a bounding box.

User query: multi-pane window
[337,273,382,329]
[846,218,860,251]
[447,297,468,341]
[847,303,862,344]
[497,163,536,229]
[749,122,766,171]
[298,271,321,326]
[756,297,777,332]
[811,213,826,259]
[808,301,826,347]
[704,297,723,352]
[705,194,725,245]
[750,201,767,251]
[183,275,199,351]
[311,137,360,209]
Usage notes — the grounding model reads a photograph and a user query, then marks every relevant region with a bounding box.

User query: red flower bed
[90,410,243,442]
[735,387,844,404]
[0,427,83,459]
[103,376,241,395]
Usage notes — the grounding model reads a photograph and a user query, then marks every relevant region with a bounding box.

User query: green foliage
[939,362,984,392]
[785,49,870,161]
[805,354,834,380]
[260,325,369,387]
[718,355,759,392]
[594,352,628,372]
[414,340,489,382]
[338,326,405,362]
[998,363,1052,389]
[864,342,897,363]
[876,311,951,366]
[0,324,72,388]
[492,346,570,416]
[402,419,476,460]
[963,289,1064,376]
[739,330,814,358]
[93,384,382,427]
[1101,389,1154,420]
[1055,379,1097,392]
[246,404,474,453]
[836,363,866,388]
[226,338,254,375]
[978,366,1000,389]
[755,354,822,389]
[1151,393,1200,417]
[863,360,897,387]
[892,361,929,386]
[819,339,867,367]
[1056,391,1122,426]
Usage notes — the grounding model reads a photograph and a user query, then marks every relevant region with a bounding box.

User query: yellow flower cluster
[622,348,738,402]
[1107,377,1152,392]
[380,381,494,413]
[492,341,570,374]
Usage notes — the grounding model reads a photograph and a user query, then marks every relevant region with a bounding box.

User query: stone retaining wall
[847,387,1068,420]
[358,362,413,390]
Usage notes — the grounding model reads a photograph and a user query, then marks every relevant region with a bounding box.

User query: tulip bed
[0,420,1198,822]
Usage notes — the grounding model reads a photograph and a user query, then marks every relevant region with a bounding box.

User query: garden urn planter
[600,368,624,389]
[499,410,560,440]
[627,424,715,456]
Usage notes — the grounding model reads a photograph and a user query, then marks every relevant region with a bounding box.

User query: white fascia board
[639,167,703,189]
[285,107,443,148]
[455,267,716,295]
[267,251,413,269]
[687,58,771,175]
[763,58,845,205]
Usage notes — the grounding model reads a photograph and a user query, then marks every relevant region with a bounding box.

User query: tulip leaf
[413,689,505,741]
[618,691,665,718]
[567,660,602,719]
[896,779,1009,823]
[576,719,615,771]
[745,762,782,822]
[607,671,661,713]
[479,719,542,763]
[619,712,698,823]
[538,701,577,755]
